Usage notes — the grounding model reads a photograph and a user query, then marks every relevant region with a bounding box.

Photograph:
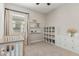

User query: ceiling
[12,3,64,14]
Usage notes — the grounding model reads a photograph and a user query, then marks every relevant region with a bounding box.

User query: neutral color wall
[5,4,45,43]
[46,4,79,37]
[46,4,79,52]
[0,3,4,42]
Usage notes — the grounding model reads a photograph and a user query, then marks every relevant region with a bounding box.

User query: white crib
[0,36,24,56]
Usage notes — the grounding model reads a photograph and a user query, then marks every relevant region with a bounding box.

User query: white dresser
[56,34,79,54]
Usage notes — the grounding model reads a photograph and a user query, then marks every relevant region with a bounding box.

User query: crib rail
[3,35,24,42]
[0,36,24,56]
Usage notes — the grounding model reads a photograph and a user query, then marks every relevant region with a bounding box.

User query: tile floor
[25,41,79,56]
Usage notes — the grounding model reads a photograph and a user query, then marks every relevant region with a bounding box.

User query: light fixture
[36,3,40,5]
[47,3,51,5]
[36,3,51,6]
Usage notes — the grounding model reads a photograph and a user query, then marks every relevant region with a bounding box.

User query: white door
[73,35,79,53]
[65,37,73,51]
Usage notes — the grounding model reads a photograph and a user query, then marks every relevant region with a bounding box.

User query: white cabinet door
[55,37,60,45]
[73,36,79,46]
[66,38,73,50]
[30,34,42,43]
[56,35,66,47]
[73,45,79,54]
[73,36,79,53]
[55,35,62,46]
[60,35,67,47]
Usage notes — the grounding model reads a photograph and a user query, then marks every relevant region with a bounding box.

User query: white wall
[5,4,45,43]
[46,3,79,39]
[0,3,4,42]
[46,4,79,53]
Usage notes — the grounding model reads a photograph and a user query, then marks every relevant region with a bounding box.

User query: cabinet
[73,35,79,53]
[30,33,42,43]
[56,34,79,54]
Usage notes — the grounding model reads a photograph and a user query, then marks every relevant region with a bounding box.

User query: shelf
[30,32,41,34]
[44,26,55,44]
[30,27,41,29]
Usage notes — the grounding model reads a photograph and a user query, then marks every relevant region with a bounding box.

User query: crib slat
[0,36,24,56]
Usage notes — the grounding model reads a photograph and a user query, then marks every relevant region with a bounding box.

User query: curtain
[4,9,28,40]
[4,9,12,36]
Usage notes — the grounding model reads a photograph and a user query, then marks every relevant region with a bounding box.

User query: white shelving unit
[44,26,55,44]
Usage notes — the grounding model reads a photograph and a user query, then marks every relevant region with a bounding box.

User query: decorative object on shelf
[30,19,40,28]
[36,23,40,28]
[67,27,77,37]
[29,19,41,34]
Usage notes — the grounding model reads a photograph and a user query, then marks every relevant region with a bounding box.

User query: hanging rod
[5,8,29,14]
